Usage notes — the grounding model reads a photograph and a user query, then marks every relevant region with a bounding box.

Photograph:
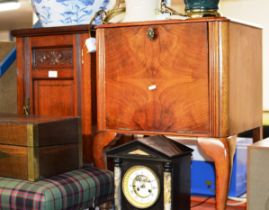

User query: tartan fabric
[0,165,113,210]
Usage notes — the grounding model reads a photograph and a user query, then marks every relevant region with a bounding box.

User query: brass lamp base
[104,0,126,23]
[185,9,220,18]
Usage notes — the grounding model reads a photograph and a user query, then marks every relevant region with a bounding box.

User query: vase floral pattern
[32,0,115,27]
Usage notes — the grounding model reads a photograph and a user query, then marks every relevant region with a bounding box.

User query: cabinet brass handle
[147,27,156,40]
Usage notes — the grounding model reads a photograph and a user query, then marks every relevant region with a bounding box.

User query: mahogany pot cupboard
[93,17,263,210]
[12,25,96,163]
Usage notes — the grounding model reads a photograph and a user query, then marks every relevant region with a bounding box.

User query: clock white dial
[122,165,160,209]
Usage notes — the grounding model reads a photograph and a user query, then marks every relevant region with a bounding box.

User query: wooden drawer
[0,143,80,181]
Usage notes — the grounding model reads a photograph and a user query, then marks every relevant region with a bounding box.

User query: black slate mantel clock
[106,135,193,210]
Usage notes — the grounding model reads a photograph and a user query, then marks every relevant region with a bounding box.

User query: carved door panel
[99,22,211,135]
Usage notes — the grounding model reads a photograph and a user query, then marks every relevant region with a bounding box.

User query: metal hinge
[23,98,30,116]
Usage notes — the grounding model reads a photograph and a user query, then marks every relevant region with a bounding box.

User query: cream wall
[172,0,269,110]
[0,31,11,41]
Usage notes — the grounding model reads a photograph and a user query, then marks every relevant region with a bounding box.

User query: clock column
[114,158,122,210]
[164,162,172,210]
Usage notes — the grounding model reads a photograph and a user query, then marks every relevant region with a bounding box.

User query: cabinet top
[97,17,229,29]
[12,17,261,37]
[11,24,94,37]
[96,17,262,30]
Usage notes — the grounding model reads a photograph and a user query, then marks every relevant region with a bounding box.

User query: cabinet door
[25,35,79,117]
[98,22,210,135]
[16,30,95,163]
[33,80,74,116]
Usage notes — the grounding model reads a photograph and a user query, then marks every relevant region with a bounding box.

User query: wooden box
[0,114,82,181]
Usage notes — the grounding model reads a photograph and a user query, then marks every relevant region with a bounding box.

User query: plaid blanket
[0,165,113,210]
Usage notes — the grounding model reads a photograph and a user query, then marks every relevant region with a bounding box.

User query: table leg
[197,137,236,210]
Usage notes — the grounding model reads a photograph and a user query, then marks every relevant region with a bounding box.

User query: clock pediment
[106,142,160,159]
[106,135,193,161]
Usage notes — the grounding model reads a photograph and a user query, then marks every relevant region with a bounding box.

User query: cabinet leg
[93,131,117,169]
[252,126,263,142]
[197,137,236,210]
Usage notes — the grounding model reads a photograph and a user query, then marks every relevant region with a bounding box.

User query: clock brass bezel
[122,165,160,209]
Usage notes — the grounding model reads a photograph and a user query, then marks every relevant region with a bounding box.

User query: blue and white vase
[31,0,116,27]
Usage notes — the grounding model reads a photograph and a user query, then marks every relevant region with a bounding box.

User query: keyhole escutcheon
[147,27,156,40]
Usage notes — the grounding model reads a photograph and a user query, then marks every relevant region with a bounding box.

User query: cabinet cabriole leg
[197,137,236,210]
[93,131,117,169]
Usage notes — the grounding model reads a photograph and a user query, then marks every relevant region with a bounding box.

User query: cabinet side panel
[96,29,107,130]
[73,34,81,117]
[229,23,263,134]
[80,32,95,163]
[208,21,229,137]
[208,22,224,136]
[16,38,25,114]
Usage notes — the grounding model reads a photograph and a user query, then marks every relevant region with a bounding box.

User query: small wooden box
[0,114,82,181]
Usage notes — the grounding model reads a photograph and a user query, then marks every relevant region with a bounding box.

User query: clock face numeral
[122,165,160,209]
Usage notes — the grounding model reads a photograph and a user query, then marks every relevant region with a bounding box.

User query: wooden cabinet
[12,25,96,163]
[96,18,262,138]
[94,17,263,210]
